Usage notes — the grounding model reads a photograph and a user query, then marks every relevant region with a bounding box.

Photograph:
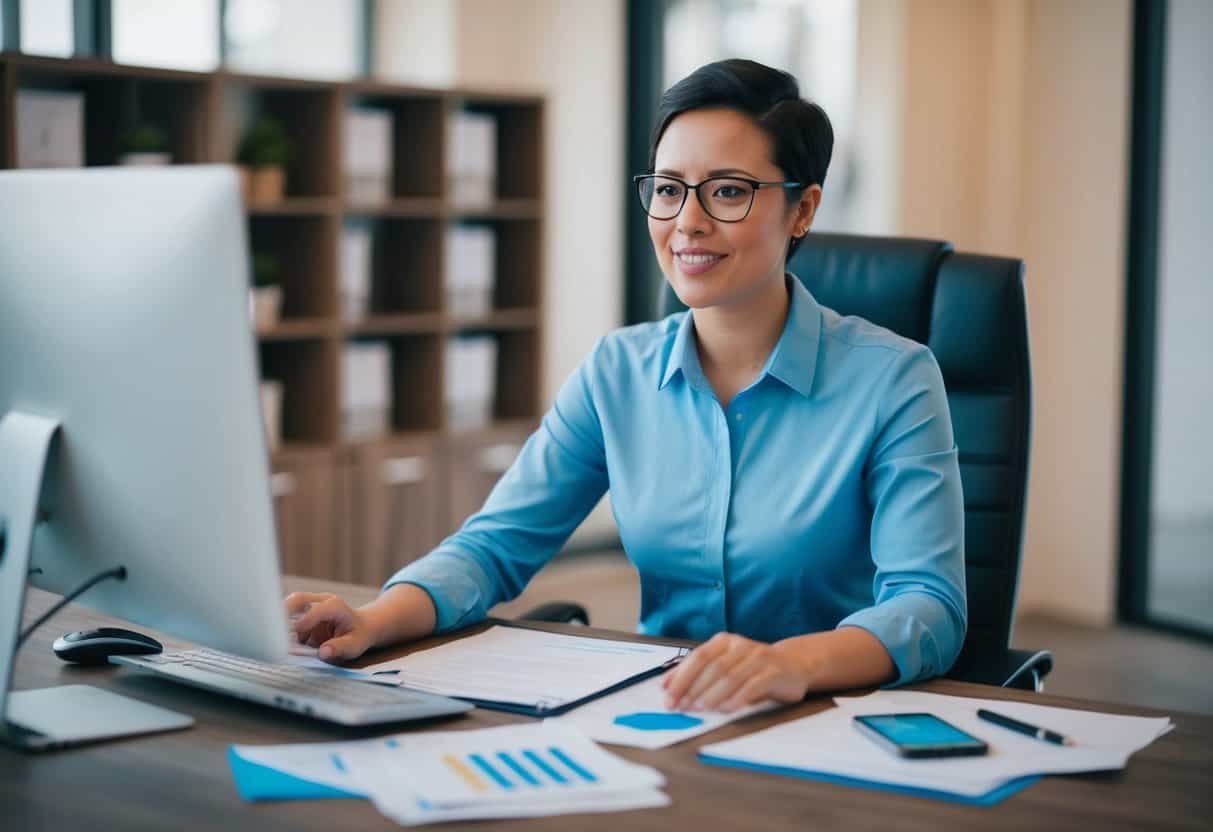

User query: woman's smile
[674,247,728,275]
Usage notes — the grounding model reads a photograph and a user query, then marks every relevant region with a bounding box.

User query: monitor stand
[0,410,193,751]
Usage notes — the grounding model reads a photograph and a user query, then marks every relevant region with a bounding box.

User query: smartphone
[852,712,989,759]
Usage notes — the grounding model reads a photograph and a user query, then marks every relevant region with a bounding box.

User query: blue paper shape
[613,711,705,731]
[227,747,364,802]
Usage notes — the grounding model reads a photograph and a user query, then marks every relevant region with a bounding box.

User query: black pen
[977,708,1076,746]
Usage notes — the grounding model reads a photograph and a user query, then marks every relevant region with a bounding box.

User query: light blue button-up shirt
[386,277,967,684]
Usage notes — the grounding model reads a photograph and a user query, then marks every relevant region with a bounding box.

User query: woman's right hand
[285,592,378,662]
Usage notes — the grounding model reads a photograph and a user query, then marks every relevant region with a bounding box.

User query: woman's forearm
[774,626,897,694]
[360,583,439,648]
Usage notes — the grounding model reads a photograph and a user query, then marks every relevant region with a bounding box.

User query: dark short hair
[649,59,833,259]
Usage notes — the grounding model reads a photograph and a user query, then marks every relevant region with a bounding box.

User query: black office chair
[523,233,1053,691]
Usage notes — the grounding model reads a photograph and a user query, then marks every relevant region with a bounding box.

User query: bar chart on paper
[439,745,599,795]
[415,740,613,803]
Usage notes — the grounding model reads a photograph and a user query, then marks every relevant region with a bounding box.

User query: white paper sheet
[340,722,670,825]
[700,690,1174,799]
[546,672,776,749]
[363,626,688,711]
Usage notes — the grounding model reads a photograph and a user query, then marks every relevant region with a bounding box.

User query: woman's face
[648,107,817,311]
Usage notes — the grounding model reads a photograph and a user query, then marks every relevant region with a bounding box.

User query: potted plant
[249,251,284,331]
[118,124,171,166]
[237,115,293,204]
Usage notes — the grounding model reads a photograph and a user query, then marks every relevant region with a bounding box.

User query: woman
[288,59,966,713]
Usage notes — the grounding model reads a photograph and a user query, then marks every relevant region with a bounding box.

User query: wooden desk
[5,577,1210,831]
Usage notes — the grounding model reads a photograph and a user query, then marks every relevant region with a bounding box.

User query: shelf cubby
[248,214,337,320]
[455,95,543,201]
[494,329,541,422]
[220,76,341,198]
[259,339,338,445]
[343,85,446,200]
[385,334,444,433]
[369,218,444,315]
[493,219,542,310]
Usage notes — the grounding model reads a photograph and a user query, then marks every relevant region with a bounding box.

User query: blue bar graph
[469,753,514,790]
[522,749,569,785]
[548,746,598,783]
[497,751,541,786]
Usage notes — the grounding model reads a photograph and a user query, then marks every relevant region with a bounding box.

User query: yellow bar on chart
[442,754,489,792]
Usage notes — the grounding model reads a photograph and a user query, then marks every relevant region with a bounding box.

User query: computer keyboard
[152,648,425,708]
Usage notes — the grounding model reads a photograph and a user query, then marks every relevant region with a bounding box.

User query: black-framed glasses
[633,174,803,222]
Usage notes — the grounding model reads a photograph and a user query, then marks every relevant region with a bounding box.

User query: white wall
[1151,0,1213,522]
[373,0,458,87]
[456,0,625,544]
[1015,0,1132,625]
[859,0,1133,625]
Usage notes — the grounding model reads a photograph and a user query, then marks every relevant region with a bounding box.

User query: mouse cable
[16,566,128,650]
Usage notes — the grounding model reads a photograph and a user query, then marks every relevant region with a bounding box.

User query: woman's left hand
[662,632,811,713]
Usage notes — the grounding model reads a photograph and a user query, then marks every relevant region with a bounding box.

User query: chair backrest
[658,232,1032,661]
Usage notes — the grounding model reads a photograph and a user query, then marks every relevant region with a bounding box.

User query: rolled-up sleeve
[837,344,968,684]
[383,341,610,632]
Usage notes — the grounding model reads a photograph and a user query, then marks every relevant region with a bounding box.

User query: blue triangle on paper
[227,746,364,802]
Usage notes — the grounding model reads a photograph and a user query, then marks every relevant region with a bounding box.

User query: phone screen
[854,713,988,757]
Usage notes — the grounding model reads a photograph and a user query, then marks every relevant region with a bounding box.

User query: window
[224,0,364,80]
[112,0,221,71]
[662,0,859,231]
[19,0,74,58]
[1121,0,1213,641]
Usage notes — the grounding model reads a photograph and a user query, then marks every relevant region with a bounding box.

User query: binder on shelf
[444,335,497,431]
[17,90,84,169]
[341,341,392,441]
[444,225,496,318]
[340,223,373,322]
[447,110,497,206]
[343,108,394,204]
[259,379,284,452]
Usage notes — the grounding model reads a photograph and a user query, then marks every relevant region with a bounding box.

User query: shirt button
[734,412,743,422]
[714,581,723,590]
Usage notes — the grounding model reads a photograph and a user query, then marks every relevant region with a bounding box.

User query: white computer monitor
[0,166,290,715]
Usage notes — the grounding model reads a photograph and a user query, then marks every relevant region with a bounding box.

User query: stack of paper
[447,110,497,205]
[230,722,669,825]
[344,108,394,204]
[546,672,776,749]
[443,335,497,431]
[699,690,1174,804]
[342,341,392,440]
[340,223,373,322]
[444,225,496,318]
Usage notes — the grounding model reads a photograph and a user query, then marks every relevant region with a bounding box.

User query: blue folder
[698,753,1039,806]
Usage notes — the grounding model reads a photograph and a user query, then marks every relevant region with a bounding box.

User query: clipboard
[365,624,690,717]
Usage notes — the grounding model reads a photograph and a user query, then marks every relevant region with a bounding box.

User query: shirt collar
[659,275,821,398]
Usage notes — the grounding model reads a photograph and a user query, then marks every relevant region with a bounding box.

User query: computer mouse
[52,627,163,665]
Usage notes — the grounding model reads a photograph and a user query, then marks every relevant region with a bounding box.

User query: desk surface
[6,576,1211,831]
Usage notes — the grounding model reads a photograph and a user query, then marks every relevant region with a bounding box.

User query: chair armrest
[516,601,590,626]
[946,648,1054,691]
